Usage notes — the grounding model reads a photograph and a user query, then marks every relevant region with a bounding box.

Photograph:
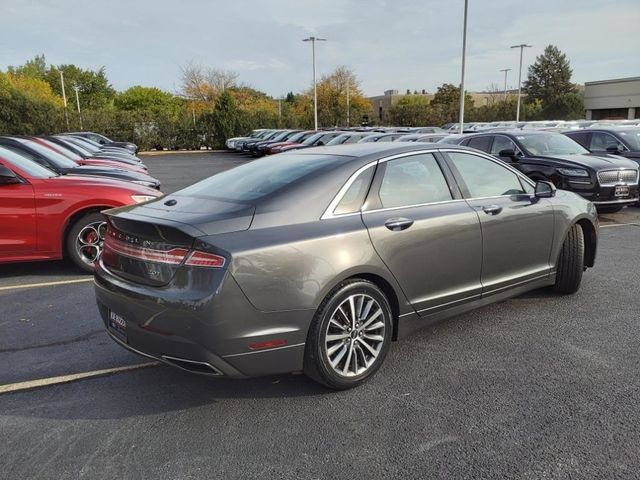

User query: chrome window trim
[362,198,467,215]
[321,148,542,220]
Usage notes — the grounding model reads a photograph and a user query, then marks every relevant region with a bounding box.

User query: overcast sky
[2,0,638,97]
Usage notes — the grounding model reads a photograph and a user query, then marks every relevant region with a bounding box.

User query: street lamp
[499,68,511,100]
[458,0,469,134]
[346,80,350,128]
[72,82,83,130]
[302,36,326,131]
[510,44,532,122]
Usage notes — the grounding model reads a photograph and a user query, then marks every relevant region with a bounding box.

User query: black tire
[304,279,393,390]
[552,224,585,294]
[596,205,623,214]
[66,212,106,274]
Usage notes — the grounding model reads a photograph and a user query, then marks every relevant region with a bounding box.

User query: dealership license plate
[108,310,127,342]
[614,185,630,197]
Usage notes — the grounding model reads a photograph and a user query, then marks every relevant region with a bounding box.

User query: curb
[139,150,228,156]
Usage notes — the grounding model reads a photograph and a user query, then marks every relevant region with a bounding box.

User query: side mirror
[605,144,624,154]
[535,180,556,198]
[0,165,20,185]
[498,148,518,160]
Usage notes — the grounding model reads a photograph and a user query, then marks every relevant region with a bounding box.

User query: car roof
[291,140,477,160]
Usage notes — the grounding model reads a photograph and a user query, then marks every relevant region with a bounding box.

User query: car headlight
[131,194,158,204]
[558,168,589,177]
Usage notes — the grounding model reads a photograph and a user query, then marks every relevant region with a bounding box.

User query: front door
[443,150,556,295]
[361,152,483,315]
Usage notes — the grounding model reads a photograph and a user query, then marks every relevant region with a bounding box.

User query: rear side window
[377,153,452,208]
[465,136,491,152]
[448,152,526,198]
[333,167,375,215]
[566,132,589,148]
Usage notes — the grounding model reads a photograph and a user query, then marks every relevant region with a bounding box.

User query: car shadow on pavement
[0,259,84,280]
[1,365,331,421]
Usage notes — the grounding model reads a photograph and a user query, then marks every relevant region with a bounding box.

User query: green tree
[523,45,583,119]
[389,96,430,126]
[115,86,181,115]
[209,90,246,147]
[45,64,116,109]
[7,54,47,79]
[430,83,474,124]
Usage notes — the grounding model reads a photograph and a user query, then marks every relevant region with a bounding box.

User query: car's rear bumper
[94,260,311,378]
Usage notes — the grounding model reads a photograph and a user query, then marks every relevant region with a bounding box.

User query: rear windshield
[177,153,349,202]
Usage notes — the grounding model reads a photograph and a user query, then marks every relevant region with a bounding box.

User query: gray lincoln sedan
[95,143,598,389]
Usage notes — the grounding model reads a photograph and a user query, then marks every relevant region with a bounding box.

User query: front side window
[490,136,519,156]
[377,154,452,209]
[589,132,624,151]
[448,152,526,198]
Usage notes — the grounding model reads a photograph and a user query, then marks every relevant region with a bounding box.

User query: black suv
[563,128,640,166]
[451,130,639,212]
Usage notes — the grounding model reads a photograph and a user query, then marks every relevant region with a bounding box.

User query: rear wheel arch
[61,206,113,257]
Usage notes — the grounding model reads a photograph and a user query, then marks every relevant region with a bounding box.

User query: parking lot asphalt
[2,152,640,479]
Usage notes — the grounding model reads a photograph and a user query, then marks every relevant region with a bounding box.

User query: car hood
[531,153,639,170]
[45,174,160,195]
[116,194,255,236]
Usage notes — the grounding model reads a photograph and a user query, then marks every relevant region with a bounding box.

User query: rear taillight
[184,251,226,268]
[104,235,224,268]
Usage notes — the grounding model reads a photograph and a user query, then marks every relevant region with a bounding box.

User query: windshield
[618,129,640,150]
[15,138,79,168]
[177,153,348,202]
[38,138,83,161]
[326,134,350,145]
[517,134,589,156]
[302,132,323,145]
[0,146,57,178]
[285,131,308,143]
[64,136,101,153]
[60,139,93,156]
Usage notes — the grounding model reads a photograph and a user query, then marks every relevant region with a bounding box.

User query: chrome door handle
[482,205,502,215]
[384,217,414,231]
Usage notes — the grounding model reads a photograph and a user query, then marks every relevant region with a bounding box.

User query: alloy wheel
[324,293,386,377]
[75,221,106,266]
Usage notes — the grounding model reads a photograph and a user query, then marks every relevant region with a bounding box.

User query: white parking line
[600,223,640,228]
[0,277,93,292]
[0,362,159,394]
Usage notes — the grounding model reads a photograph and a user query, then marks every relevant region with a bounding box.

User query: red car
[0,146,162,272]
[267,130,316,154]
[33,137,148,174]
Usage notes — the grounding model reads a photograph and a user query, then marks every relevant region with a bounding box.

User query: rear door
[361,152,483,316]
[442,150,555,295]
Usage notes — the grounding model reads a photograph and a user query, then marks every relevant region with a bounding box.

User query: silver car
[95,143,598,389]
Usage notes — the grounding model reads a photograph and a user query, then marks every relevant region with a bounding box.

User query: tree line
[0,45,583,149]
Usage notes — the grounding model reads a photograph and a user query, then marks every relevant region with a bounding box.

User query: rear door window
[466,136,491,152]
[375,153,452,209]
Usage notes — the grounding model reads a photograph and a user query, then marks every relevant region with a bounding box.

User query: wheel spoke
[329,318,347,331]
[348,296,357,328]
[326,333,349,342]
[357,337,378,357]
[327,341,345,356]
[364,321,385,332]
[330,344,348,368]
[361,309,382,329]
[342,343,354,375]
[363,334,384,342]
[361,299,374,321]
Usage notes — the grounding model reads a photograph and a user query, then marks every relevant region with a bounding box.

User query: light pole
[72,83,83,130]
[499,68,511,100]
[59,70,70,130]
[302,36,326,131]
[346,80,350,127]
[458,0,469,134]
[510,44,532,122]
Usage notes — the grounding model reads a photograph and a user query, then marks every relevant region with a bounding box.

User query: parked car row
[228,125,640,211]
[0,132,161,272]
